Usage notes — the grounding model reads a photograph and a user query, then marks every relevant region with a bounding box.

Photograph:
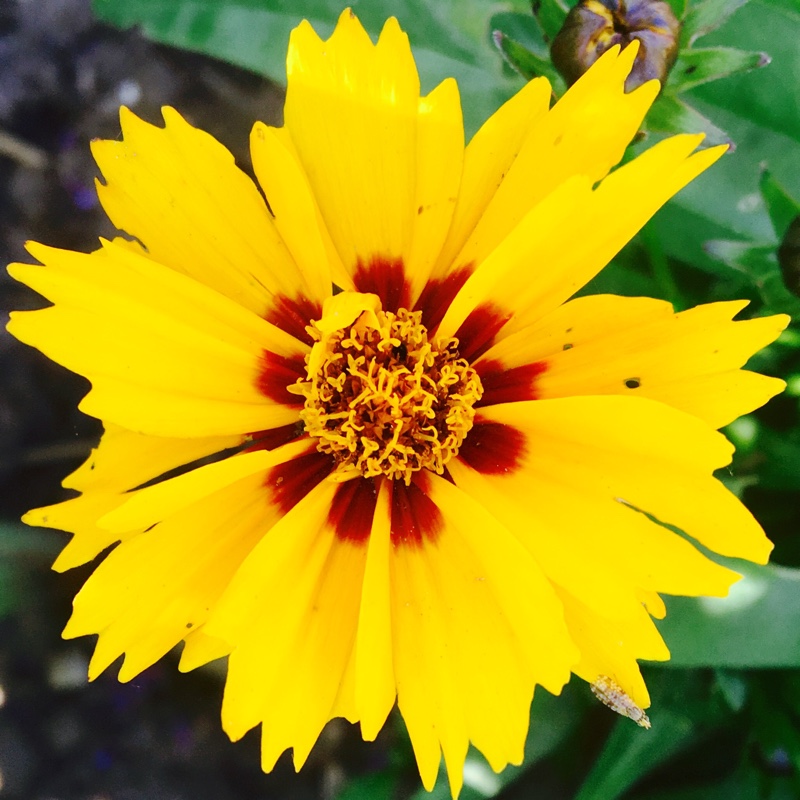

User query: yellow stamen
[294,303,483,484]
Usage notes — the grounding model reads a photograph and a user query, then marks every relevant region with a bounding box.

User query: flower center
[293,300,483,484]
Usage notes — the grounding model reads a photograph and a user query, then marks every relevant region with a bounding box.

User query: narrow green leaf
[654,561,800,668]
[680,0,752,46]
[574,708,696,800]
[530,0,569,42]
[760,169,800,239]
[669,47,769,93]
[492,31,564,87]
[646,93,733,148]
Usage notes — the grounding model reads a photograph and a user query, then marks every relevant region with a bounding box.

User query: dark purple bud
[551,0,681,91]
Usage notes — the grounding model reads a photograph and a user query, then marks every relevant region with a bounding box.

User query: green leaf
[646,93,733,148]
[669,47,769,94]
[654,561,800,668]
[640,765,768,800]
[653,0,800,271]
[530,0,569,42]
[574,707,696,800]
[92,0,476,78]
[760,169,800,239]
[492,30,564,86]
[335,771,398,800]
[703,238,800,315]
[91,0,519,137]
[680,0,752,46]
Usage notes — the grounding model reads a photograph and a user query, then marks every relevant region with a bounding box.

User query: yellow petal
[27,493,137,573]
[179,628,233,672]
[65,470,281,682]
[438,135,726,350]
[207,479,367,770]
[249,122,338,299]
[558,587,670,710]
[475,397,772,565]
[285,12,419,273]
[478,295,788,428]
[393,474,577,792]
[448,43,659,276]
[93,106,323,316]
[405,78,464,299]
[99,438,312,534]
[24,423,240,571]
[448,454,741,621]
[8,240,304,437]
[431,76,551,282]
[353,479,396,741]
[63,422,241,494]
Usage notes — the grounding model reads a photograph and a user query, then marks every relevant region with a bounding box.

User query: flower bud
[551,0,681,91]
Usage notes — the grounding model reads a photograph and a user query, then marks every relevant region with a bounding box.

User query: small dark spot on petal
[625,378,641,389]
[417,205,424,215]
[563,342,573,351]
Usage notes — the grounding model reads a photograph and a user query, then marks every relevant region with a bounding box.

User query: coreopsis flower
[7,9,788,796]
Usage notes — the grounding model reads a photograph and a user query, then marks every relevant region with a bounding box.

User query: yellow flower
[6,9,788,796]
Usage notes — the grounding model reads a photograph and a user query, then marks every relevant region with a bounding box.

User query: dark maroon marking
[476,360,547,408]
[265,294,322,346]
[255,351,306,405]
[455,303,513,363]
[457,420,526,475]
[390,473,443,548]
[246,424,306,452]
[413,265,474,332]
[352,256,411,313]
[328,478,379,544]
[267,450,334,515]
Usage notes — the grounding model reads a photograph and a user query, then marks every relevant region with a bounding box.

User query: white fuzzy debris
[590,675,651,729]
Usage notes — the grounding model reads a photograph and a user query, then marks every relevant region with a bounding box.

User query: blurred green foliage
[62,0,800,796]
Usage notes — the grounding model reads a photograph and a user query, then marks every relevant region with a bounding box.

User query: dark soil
[0,1,391,797]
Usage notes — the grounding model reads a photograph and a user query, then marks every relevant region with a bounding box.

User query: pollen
[293,306,483,484]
